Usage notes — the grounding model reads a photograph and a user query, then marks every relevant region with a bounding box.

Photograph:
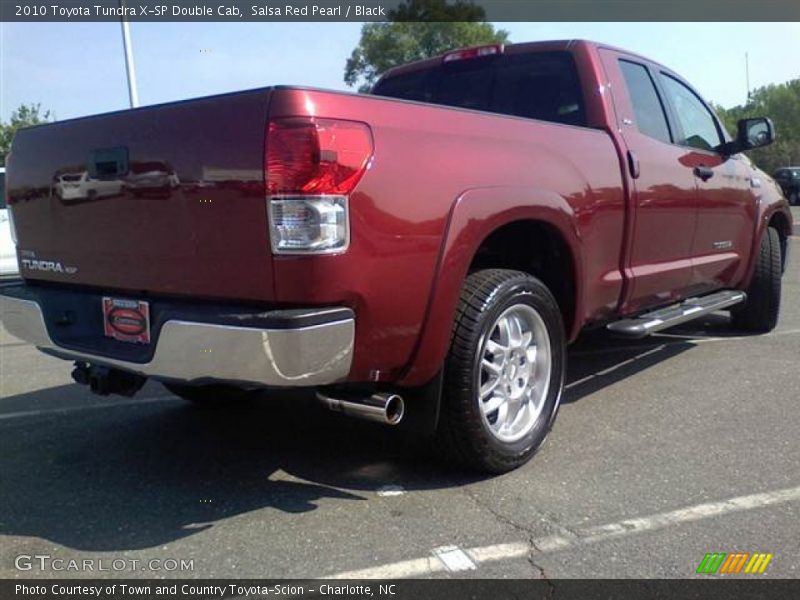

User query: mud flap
[395,370,443,438]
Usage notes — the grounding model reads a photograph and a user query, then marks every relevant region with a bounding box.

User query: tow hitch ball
[71,362,147,397]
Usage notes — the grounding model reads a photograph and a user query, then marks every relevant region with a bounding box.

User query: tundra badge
[20,256,78,274]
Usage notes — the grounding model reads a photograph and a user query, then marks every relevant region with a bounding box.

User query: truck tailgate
[8,88,274,301]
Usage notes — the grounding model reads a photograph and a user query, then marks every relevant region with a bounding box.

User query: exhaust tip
[382,394,404,426]
[317,391,405,426]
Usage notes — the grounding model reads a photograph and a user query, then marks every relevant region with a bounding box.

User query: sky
[1,21,799,122]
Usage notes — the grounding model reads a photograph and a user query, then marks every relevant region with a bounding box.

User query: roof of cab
[376,39,666,84]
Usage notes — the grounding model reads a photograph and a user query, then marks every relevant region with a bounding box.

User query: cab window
[658,74,722,152]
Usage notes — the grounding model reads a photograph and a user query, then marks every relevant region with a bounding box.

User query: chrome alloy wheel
[477,303,552,443]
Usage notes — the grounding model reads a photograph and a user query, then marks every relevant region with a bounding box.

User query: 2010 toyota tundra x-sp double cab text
[1,40,792,472]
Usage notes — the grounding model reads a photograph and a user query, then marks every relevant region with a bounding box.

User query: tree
[0,103,54,166]
[344,1,509,92]
[714,79,800,173]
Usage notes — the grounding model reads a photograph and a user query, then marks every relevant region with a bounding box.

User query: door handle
[627,150,640,179]
[694,165,714,181]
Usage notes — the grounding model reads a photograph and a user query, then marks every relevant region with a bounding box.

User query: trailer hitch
[71,362,147,397]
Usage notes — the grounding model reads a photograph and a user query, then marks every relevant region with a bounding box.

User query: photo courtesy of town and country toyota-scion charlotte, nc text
[15,583,392,597]
[12,3,387,18]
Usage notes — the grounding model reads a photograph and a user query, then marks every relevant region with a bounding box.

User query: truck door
[599,49,699,314]
[655,72,757,294]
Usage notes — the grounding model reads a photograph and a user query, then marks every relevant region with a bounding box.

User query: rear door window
[373,51,587,127]
[618,60,672,144]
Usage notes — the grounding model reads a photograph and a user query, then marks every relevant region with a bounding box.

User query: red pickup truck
[2,40,792,472]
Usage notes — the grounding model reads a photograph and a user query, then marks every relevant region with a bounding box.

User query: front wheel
[731,227,782,333]
[435,269,566,473]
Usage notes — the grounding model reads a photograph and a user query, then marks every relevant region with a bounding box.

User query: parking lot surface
[1,224,798,580]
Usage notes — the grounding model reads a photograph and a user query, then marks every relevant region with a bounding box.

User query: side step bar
[607,290,746,338]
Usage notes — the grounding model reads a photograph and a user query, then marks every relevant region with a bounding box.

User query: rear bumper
[0,285,354,387]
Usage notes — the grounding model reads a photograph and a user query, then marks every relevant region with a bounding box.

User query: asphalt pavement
[1,219,798,580]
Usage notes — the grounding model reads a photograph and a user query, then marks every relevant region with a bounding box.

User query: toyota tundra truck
[1,40,792,472]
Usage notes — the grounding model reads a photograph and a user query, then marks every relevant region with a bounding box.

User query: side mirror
[719,117,775,156]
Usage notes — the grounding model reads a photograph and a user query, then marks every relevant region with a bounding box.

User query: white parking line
[433,546,477,572]
[328,484,800,579]
[570,327,800,357]
[0,395,178,420]
[377,485,406,497]
[566,345,666,389]
[655,327,800,344]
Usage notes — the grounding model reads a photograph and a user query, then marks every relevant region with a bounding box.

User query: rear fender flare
[397,186,583,387]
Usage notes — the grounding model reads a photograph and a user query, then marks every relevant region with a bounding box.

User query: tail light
[266,118,373,254]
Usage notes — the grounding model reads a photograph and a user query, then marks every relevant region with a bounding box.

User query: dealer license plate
[102,297,151,344]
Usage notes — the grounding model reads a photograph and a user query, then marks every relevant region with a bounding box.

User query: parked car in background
[0,167,20,279]
[124,161,180,197]
[54,171,124,202]
[773,167,800,205]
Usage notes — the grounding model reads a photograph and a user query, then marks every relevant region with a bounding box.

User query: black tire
[162,382,255,407]
[731,227,782,333]
[790,190,799,206]
[435,269,566,473]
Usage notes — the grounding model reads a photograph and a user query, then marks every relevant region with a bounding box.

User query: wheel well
[469,220,576,331]
[768,213,790,273]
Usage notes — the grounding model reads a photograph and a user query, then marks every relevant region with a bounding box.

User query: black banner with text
[2,0,800,22]
[6,579,800,600]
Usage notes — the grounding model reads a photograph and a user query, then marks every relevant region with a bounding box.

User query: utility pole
[745,52,750,104]
[119,0,139,108]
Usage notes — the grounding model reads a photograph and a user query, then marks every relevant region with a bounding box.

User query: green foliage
[388,0,487,20]
[0,103,54,166]
[714,79,800,173]
[344,1,508,92]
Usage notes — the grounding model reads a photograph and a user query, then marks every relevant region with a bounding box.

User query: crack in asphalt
[459,487,559,593]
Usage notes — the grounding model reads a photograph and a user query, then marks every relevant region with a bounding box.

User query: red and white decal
[102,297,151,344]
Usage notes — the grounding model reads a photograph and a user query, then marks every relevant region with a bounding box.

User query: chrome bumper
[1,295,354,387]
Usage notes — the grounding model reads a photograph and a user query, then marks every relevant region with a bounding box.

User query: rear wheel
[435,269,566,473]
[162,382,256,407]
[731,227,782,333]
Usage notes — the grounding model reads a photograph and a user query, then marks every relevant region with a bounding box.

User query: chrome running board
[607,290,746,338]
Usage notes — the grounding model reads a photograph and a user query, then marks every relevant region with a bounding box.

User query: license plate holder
[102,297,151,344]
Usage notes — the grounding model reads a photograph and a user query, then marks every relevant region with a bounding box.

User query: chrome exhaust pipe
[317,392,405,426]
